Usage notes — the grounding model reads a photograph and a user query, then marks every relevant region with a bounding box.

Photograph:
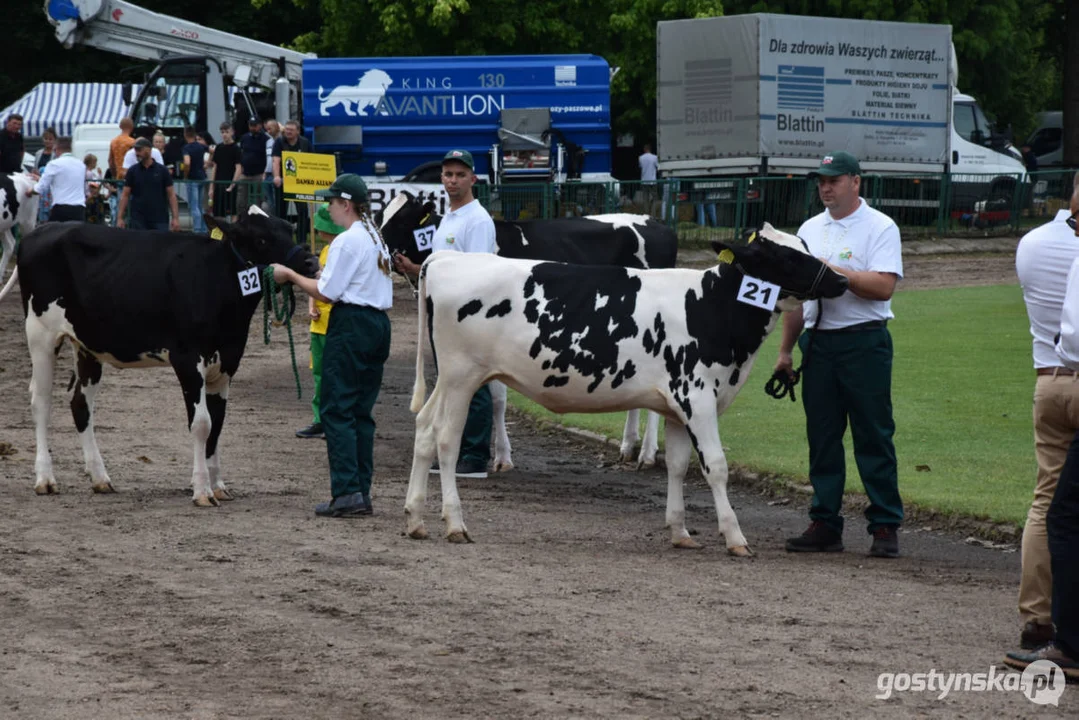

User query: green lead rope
[261,265,302,399]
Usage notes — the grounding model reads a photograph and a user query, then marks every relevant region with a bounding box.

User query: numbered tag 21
[736,275,780,311]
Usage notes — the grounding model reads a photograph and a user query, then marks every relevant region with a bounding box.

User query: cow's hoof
[636,459,657,471]
[407,524,429,540]
[446,530,473,544]
[672,536,702,550]
[213,487,234,501]
[493,461,514,472]
[192,495,219,508]
[91,481,116,494]
[34,482,58,496]
[727,545,754,558]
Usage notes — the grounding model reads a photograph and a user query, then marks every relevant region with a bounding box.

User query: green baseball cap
[808,151,861,178]
[313,203,346,235]
[314,173,368,202]
[442,149,474,170]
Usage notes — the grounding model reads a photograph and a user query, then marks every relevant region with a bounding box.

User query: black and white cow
[0,173,39,290]
[379,194,678,470]
[403,224,849,555]
[8,208,319,506]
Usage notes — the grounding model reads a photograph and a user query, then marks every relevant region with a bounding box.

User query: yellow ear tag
[210,227,224,241]
[717,249,735,265]
[747,231,758,244]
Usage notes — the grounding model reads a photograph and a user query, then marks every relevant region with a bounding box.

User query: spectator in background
[1021,144,1039,174]
[122,134,164,173]
[83,153,109,225]
[210,121,240,221]
[264,119,281,216]
[28,136,85,222]
[181,126,208,233]
[0,114,25,174]
[117,137,179,232]
[273,119,312,241]
[638,143,660,217]
[108,117,136,181]
[235,118,269,214]
[34,127,58,223]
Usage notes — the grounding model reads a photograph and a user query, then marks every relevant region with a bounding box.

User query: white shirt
[1017,209,1079,368]
[122,147,164,170]
[432,199,496,254]
[317,218,394,310]
[1056,256,1079,369]
[265,135,275,174]
[34,154,87,207]
[798,198,903,330]
[639,152,658,182]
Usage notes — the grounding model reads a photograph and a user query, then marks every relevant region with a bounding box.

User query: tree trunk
[1064,0,1079,167]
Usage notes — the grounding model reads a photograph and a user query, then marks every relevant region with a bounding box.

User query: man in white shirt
[1011,171,1079,652]
[638,143,658,182]
[1005,186,1079,677]
[122,143,164,171]
[28,136,86,222]
[774,151,904,558]
[394,149,496,477]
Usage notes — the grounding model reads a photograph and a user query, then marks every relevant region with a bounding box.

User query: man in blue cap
[774,151,905,558]
[394,148,497,477]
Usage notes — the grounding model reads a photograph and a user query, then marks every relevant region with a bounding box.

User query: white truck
[656,14,1027,223]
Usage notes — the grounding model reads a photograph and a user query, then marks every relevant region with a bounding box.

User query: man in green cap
[271,173,394,518]
[394,148,497,478]
[773,151,905,557]
[296,203,347,440]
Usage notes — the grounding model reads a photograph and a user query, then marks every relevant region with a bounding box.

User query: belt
[1036,367,1077,377]
[815,320,888,334]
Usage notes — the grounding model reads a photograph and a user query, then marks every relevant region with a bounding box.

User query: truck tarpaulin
[657,14,952,165]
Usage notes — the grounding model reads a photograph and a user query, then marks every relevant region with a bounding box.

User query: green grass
[507,283,1036,526]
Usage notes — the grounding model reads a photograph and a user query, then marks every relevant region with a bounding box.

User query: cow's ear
[204,214,234,241]
[712,241,737,265]
[422,201,437,214]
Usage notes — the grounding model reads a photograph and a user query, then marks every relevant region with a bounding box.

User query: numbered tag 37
[238,267,261,296]
[413,225,436,252]
[736,275,780,311]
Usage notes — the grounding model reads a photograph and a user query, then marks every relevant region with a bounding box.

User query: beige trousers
[1020,372,1079,624]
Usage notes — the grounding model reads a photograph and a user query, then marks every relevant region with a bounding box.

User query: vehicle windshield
[132,63,203,131]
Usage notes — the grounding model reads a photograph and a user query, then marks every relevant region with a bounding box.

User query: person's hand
[116,218,126,229]
[25,188,33,197]
[270,263,294,284]
[169,217,180,232]
[774,350,795,379]
[308,305,321,320]
[393,252,418,276]
[226,184,234,192]
[273,176,282,188]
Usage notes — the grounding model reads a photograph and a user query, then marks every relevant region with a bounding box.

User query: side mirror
[122,83,132,105]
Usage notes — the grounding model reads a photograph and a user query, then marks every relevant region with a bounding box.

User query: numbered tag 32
[736,275,780,311]
[238,267,261,297]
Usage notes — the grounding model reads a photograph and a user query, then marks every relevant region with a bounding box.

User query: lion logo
[317,69,394,117]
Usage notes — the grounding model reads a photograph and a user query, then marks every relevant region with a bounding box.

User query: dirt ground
[1,249,1071,719]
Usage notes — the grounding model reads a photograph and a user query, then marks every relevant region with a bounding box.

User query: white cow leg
[636,411,661,469]
[69,347,113,493]
[205,373,232,501]
[435,390,474,543]
[687,417,751,557]
[664,419,699,549]
[619,410,641,463]
[405,396,440,539]
[0,228,15,281]
[174,359,216,507]
[490,380,514,472]
[26,315,61,495]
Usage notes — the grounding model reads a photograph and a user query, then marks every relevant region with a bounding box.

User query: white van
[1026,111,1063,168]
[72,123,118,173]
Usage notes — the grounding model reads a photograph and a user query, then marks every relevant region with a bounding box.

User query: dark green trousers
[310,332,327,424]
[321,305,391,500]
[799,326,903,534]
[461,384,492,465]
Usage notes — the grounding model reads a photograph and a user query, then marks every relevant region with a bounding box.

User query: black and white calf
[379,194,678,469]
[0,172,39,290]
[404,224,849,555]
[11,208,319,505]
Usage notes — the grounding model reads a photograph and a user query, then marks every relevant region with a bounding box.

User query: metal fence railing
[80,169,1079,248]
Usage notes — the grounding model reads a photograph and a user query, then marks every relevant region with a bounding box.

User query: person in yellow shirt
[296,203,346,439]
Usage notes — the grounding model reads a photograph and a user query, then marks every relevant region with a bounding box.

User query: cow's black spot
[544,375,569,387]
[729,367,740,386]
[542,360,551,370]
[686,424,710,476]
[457,299,483,322]
[611,359,637,389]
[0,174,17,223]
[529,338,542,359]
[485,299,511,318]
[521,263,641,394]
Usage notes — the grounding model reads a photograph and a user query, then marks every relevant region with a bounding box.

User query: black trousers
[1049,430,1079,658]
[49,204,86,222]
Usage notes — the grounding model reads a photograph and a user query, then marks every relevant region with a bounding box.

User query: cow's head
[713,223,848,307]
[205,207,320,278]
[376,194,441,269]
[9,173,39,236]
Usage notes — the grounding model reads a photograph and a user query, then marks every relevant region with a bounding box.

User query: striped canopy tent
[0,82,208,138]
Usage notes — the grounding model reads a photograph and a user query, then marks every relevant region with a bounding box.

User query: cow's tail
[410,261,429,413]
[0,267,18,304]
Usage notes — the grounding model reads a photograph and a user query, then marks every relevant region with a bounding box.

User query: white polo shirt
[797,198,903,330]
[317,218,394,310]
[122,147,164,170]
[34,153,87,207]
[432,198,496,254]
[1017,209,1079,368]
